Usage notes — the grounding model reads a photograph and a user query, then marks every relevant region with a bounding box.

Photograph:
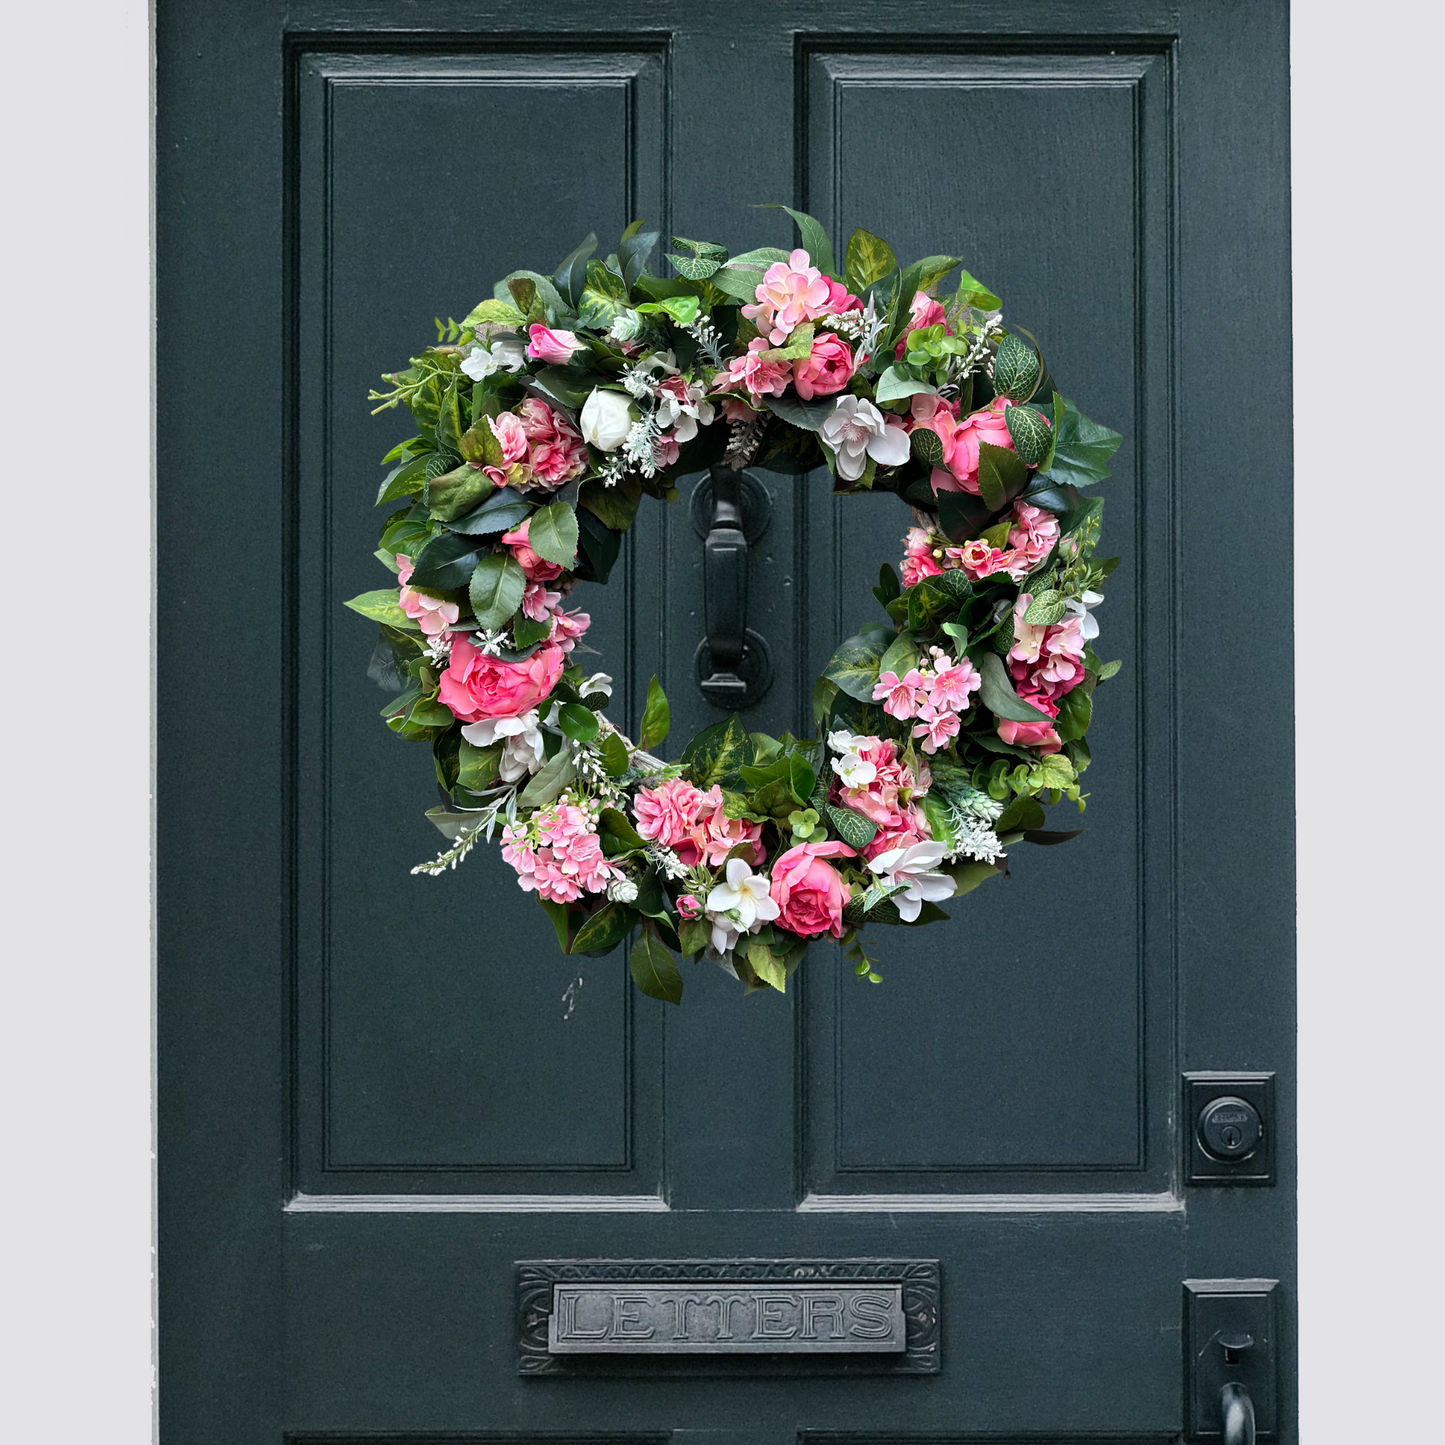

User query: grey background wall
[0,1,1438,1439]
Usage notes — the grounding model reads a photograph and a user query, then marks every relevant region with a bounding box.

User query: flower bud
[580,388,637,451]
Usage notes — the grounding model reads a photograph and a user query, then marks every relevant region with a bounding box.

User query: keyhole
[1222,1125,1240,1149]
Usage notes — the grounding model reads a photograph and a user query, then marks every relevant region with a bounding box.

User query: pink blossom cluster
[631,778,765,868]
[996,593,1089,753]
[830,736,932,862]
[713,249,862,405]
[501,800,621,906]
[395,553,460,636]
[907,394,1030,495]
[900,501,1060,587]
[519,581,590,653]
[871,650,983,755]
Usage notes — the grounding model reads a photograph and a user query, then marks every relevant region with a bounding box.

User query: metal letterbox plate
[517,1258,940,1376]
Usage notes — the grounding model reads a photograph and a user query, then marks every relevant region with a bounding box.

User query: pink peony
[792,332,855,400]
[923,396,1019,495]
[711,337,793,403]
[996,691,1063,754]
[488,412,529,463]
[525,324,581,364]
[501,518,568,582]
[769,840,856,939]
[633,777,704,849]
[516,398,587,487]
[742,249,834,345]
[394,554,460,637]
[872,668,929,721]
[894,290,950,359]
[678,785,765,869]
[676,893,702,921]
[901,527,945,588]
[438,634,564,722]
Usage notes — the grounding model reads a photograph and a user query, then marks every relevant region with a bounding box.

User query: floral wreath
[348,208,1122,1002]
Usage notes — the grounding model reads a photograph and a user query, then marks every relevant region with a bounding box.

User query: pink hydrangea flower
[792,332,855,400]
[502,802,621,905]
[900,527,945,588]
[742,248,834,344]
[1008,502,1059,575]
[394,554,460,637]
[861,804,929,863]
[872,668,929,720]
[720,397,758,424]
[488,411,529,463]
[894,290,950,359]
[912,701,962,754]
[711,337,792,403]
[927,658,981,712]
[1008,594,1087,702]
[501,517,569,582]
[830,737,930,834]
[633,778,704,849]
[820,276,863,315]
[516,398,587,487]
[525,324,581,364]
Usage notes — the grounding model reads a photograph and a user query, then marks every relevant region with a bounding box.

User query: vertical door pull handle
[694,467,772,707]
[1220,1382,1256,1445]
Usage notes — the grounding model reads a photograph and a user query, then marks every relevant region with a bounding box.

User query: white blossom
[704,857,781,954]
[580,672,613,701]
[460,337,525,381]
[1064,589,1104,642]
[827,728,878,789]
[820,395,910,482]
[867,840,956,922]
[580,387,637,451]
[460,710,545,782]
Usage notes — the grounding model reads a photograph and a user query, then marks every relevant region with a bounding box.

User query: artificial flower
[768,840,855,939]
[579,387,636,451]
[866,839,955,921]
[525,324,581,364]
[705,857,781,954]
[820,395,910,482]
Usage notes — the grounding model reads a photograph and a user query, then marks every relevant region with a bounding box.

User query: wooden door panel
[294,47,667,1193]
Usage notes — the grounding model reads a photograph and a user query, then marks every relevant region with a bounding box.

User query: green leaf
[435,379,464,454]
[995,793,1047,833]
[571,903,635,955]
[446,493,532,536]
[630,929,684,1004]
[640,675,671,751]
[343,588,412,628]
[678,916,712,958]
[668,252,722,280]
[1037,396,1123,488]
[910,425,946,468]
[497,269,567,323]
[1019,478,1082,515]
[760,204,836,277]
[671,235,729,259]
[1054,686,1093,743]
[618,222,660,288]
[408,531,481,590]
[456,740,501,792]
[678,714,750,788]
[576,507,622,585]
[558,701,600,742]
[552,231,598,308]
[878,631,922,679]
[844,228,897,294]
[1097,658,1123,682]
[937,489,994,542]
[875,563,902,605]
[579,475,643,531]
[992,335,1041,401]
[468,551,527,628]
[457,416,504,467]
[758,321,814,364]
[976,441,1028,512]
[763,393,836,431]
[945,858,1006,897]
[461,297,526,329]
[529,366,596,410]
[537,896,573,952]
[598,807,648,856]
[913,255,963,293]
[1022,590,1067,626]
[874,365,939,404]
[1005,404,1053,467]
[954,269,1002,310]
[425,462,496,522]
[823,630,887,702]
[598,731,631,776]
[975,651,1053,723]
[826,803,878,852]
[376,453,428,505]
[525,502,578,568]
[518,748,577,808]
[746,940,788,992]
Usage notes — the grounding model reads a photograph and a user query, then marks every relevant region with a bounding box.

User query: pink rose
[793,331,855,400]
[924,397,1019,495]
[769,840,856,940]
[488,412,529,463]
[900,526,944,588]
[676,894,702,921]
[996,691,1063,754]
[894,290,950,359]
[633,777,704,849]
[438,634,564,722]
[525,324,581,364]
[742,249,834,344]
[500,518,568,582]
[394,554,461,637]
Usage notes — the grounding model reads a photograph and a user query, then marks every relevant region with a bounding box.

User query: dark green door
[158,2,1295,1440]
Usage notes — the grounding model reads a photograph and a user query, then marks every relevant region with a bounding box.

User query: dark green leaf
[575,506,622,584]
[875,563,901,604]
[526,502,578,568]
[1022,590,1067,626]
[537,896,573,952]
[598,731,631,776]
[578,475,643,531]
[558,701,600,742]
[823,630,887,702]
[1036,396,1123,488]
[910,426,946,469]
[976,441,1028,512]
[618,222,660,288]
[468,551,526,628]
[571,903,635,954]
[552,231,598,308]
[408,531,481,590]
[1022,827,1087,846]
[994,794,1046,833]
[599,807,647,855]
[1020,478,1082,515]
[497,269,567,323]
[678,915,711,958]
[426,463,496,522]
[1054,686,1093,742]
[763,393,837,431]
[376,453,428,505]
[446,493,532,535]
[630,929,684,1004]
[760,204,836,276]
[640,675,671,751]
[937,488,994,541]
[975,651,1053,723]
[678,714,750,787]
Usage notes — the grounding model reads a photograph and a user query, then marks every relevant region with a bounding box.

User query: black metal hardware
[693,467,773,707]
[1184,1073,1275,1185]
[1184,1279,1278,1440]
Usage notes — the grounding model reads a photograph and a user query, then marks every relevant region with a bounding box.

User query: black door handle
[694,466,772,707]
[1220,1382,1256,1445]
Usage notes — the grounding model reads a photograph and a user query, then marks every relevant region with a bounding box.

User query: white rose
[580,388,637,451]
